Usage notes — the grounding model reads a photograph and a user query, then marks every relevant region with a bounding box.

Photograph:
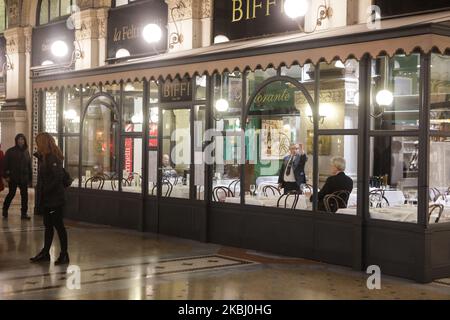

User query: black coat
[278,153,308,187]
[36,153,66,210]
[3,145,32,185]
[317,172,353,211]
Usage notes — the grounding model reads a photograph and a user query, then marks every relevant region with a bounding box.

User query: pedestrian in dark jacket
[2,134,32,220]
[30,133,69,265]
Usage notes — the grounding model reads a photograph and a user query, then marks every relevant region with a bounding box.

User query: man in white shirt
[278,143,308,194]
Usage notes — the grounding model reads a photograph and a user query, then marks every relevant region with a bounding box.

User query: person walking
[0,144,5,194]
[30,133,69,265]
[2,134,32,220]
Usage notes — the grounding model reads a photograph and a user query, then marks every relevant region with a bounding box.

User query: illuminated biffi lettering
[232,0,283,22]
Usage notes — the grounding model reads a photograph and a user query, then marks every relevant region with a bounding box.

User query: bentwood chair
[323,194,347,213]
[213,186,234,202]
[85,175,105,190]
[429,188,443,202]
[429,204,444,223]
[333,190,351,206]
[228,179,240,195]
[277,191,299,209]
[262,185,281,197]
[369,189,390,208]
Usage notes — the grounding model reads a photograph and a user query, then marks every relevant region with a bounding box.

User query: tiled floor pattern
[1,191,450,299]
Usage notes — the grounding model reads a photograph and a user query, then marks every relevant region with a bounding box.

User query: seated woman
[313,157,353,211]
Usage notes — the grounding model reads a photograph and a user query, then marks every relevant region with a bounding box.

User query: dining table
[224,194,310,210]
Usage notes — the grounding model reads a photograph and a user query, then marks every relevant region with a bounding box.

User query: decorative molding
[201,0,211,19]
[4,27,27,54]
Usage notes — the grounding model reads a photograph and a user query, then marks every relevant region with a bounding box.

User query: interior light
[150,108,159,123]
[64,109,77,120]
[131,113,143,124]
[284,0,309,19]
[214,35,230,44]
[143,24,162,44]
[376,89,394,106]
[215,99,229,112]
[115,48,131,59]
[51,40,69,57]
[335,61,345,69]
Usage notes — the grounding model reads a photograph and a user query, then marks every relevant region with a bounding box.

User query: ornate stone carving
[6,0,21,27]
[201,0,211,18]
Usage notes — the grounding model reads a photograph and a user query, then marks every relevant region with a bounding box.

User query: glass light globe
[64,109,77,120]
[376,89,394,106]
[115,48,130,59]
[215,99,229,112]
[214,35,230,44]
[143,24,162,44]
[51,40,69,57]
[131,113,143,124]
[284,0,309,19]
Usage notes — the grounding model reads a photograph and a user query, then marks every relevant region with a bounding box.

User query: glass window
[211,71,243,203]
[194,105,205,200]
[50,0,60,21]
[245,68,277,103]
[316,135,358,214]
[369,136,418,223]
[319,59,359,129]
[122,138,143,193]
[195,75,207,101]
[161,108,190,199]
[430,54,450,134]
[0,1,7,32]
[39,0,49,25]
[123,81,144,132]
[39,0,75,25]
[43,90,59,134]
[63,136,79,187]
[243,64,315,210]
[148,80,159,196]
[429,137,450,224]
[63,86,81,134]
[371,54,421,130]
[81,95,119,191]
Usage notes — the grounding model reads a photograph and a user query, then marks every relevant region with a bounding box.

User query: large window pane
[211,71,243,203]
[316,136,358,214]
[371,54,421,130]
[242,65,315,210]
[161,108,190,199]
[63,87,81,133]
[123,81,143,132]
[430,54,450,134]
[319,59,359,129]
[429,137,450,224]
[122,138,143,193]
[63,136,79,187]
[81,95,119,191]
[194,105,205,200]
[369,136,418,223]
[43,90,59,134]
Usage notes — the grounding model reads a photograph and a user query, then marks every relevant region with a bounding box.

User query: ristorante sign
[213,0,302,41]
[107,0,168,59]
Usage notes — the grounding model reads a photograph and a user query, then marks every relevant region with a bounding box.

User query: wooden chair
[262,185,281,197]
[369,189,390,208]
[333,190,351,205]
[429,204,444,223]
[277,191,299,209]
[111,178,131,191]
[429,188,443,202]
[228,179,240,195]
[324,194,347,213]
[302,184,313,194]
[213,186,234,202]
[85,175,105,190]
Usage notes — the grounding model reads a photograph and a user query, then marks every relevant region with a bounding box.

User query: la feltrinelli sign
[107,0,168,59]
[213,0,303,41]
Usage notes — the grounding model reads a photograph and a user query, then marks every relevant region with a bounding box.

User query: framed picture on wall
[260,119,291,160]
[306,130,331,156]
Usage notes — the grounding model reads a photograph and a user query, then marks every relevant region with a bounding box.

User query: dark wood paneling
[144,197,158,233]
[429,228,450,280]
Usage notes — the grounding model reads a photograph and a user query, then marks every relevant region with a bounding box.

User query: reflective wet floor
[1,193,450,300]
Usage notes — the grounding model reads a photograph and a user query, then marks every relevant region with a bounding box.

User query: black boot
[2,209,7,219]
[55,252,70,266]
[21,214,31,220]
[30,251,51,263]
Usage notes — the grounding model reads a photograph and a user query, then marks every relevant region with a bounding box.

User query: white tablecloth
[348,189,406,207]
[225,195,309,210]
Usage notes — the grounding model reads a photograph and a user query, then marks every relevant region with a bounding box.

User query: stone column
[0,27,29,150]
[165,0,212,52]
[73,7,109,69]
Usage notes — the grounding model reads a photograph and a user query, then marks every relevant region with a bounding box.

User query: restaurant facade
[2,0,450,283]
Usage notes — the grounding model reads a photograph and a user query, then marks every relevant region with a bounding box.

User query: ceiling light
[143,24,162,44]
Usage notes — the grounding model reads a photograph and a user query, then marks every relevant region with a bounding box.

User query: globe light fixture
[376,89,394,106]
[51,40,69,57]
[214,35,230,44]
[215,99,229,112]
[41,60,54,66]
[131,113,144,124]
[115,48,131,59]
[143,24,162,44]
[284,0,309,19]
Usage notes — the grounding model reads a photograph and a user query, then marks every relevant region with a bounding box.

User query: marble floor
[1,192,450,300]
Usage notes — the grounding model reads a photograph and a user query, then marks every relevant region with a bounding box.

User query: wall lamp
[284,0,333,33]
[169,0,186,48]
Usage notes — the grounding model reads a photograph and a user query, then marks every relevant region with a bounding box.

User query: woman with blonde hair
[30,133,69,265]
